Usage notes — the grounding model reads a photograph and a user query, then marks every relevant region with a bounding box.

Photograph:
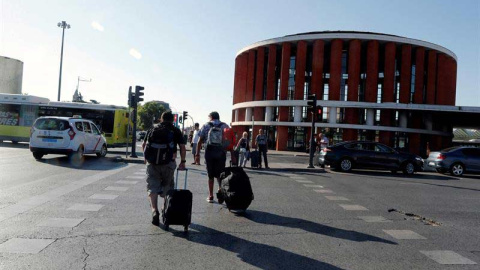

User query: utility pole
[129,85,144,158]
[307,94,317,168]
[57,21,71,101]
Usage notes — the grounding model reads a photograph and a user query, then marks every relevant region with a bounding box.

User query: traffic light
[178,116,183,124]
[128,86,136,107]
[135,85,144,103]
[183,111,188,120]
[307,94,317,108]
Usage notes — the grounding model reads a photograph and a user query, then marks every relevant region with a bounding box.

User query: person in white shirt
[191,123,201,165]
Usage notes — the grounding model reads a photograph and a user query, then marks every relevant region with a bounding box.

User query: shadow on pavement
[178,224,346,270]
[34,155,127,170]
[0,142,29,149]
[244,210,397,245]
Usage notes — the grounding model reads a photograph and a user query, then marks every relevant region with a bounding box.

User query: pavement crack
[388,208,442,226]
[82,238,89,270]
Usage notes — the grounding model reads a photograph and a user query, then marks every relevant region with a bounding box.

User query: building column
[276,126,288,151]
[234,110,239,122]
[329,107,337,124]
[266,45,277,100]
[245,108,252,122]
[366,109,375,126]
[311,40,325,99]
[365,40,379,103]
[426,51,437,104]
[399,45,412,104]
[278,43,291,122]
[399,111,408,128]
[329,39,343,101]
[265,107,273,122]
[294,106,302,122]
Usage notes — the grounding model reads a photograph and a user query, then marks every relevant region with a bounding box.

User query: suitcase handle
[175,169,188,190]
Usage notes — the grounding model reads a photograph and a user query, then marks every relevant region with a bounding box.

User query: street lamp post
[57,21,71,101]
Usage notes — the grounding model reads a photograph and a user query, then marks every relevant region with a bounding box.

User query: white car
[29,116,108,160]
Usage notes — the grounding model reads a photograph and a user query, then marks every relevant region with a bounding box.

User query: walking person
[142,111,186,226]
[255,129,269,169]
[195,111,229,203]
[191,123,201,165]
[319,132,329,150]
[235,131,250,167]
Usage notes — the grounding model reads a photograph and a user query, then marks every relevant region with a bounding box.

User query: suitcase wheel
[184,225,189,232]
[164,223,169,231]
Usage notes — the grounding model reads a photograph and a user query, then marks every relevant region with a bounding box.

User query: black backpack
[144,124,175,165]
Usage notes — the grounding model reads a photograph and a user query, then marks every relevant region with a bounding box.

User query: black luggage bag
[250,150,260,168]
[218,167,254,212]
[162,169,192,232]
[231,150,240,166]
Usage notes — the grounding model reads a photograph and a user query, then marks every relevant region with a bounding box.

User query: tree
[137,102,166,130]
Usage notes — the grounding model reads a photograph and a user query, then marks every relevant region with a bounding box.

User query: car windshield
[34,119,70,131]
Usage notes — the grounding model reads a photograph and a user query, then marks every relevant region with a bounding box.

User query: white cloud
[91,21,104,32]
[129,48,142,59]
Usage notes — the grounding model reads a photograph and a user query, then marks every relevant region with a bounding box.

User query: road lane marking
[420,250,477,265]
[133,172,145,175]
[68,204,104,212]
[126,176,144,179]
[89,194,119,200]
[358,216,392,222]
[0,165,131,223]
[289,176,306,180]
[295,180,313,183]
[115,180,139,185]
[338,204,368,211]
[104,186,129,192]
[325,196,349,201]
[304,184,324,188]
[383,230,426,239]
[0,238,56,254]
[313,189,334,194]
[37,218,85,228]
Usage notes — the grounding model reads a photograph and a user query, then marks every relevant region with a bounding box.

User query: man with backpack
[142,111,186,226]
[195,111,230,203]
[255,129,269,169]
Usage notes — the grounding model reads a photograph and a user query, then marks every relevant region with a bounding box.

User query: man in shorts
[191,123,201,165]
[195,111,229,203]
[142,111,186,226]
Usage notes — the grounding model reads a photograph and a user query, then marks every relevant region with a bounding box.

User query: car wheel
[96,144,107,157]
[450,163,464,176]
[402,161,415,175]
[339,158,353,172]
[72,145,84,160]
[33,152,44,160]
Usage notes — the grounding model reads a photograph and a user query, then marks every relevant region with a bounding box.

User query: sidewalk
[107,148,323,173]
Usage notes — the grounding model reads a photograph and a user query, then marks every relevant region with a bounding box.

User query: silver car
[425,146,480,176]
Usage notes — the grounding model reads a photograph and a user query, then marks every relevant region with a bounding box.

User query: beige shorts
[146,161,177,196]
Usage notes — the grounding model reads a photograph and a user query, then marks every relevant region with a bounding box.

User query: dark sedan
[318,141,423,175]
[425,146,480,176]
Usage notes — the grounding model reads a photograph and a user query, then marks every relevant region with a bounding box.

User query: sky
[1,0,479,126]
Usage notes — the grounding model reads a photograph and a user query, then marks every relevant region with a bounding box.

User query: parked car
[29,116,108,160]
[425,146,480,176]
[318,141,423,175]
[137,131,147,141]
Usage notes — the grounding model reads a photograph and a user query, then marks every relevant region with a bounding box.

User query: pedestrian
[319,132,329,150]
[191,123,201,165]
[235,131,250,167]
[142,111,186,226]
[255,129,269,169]
[195,111,230,203]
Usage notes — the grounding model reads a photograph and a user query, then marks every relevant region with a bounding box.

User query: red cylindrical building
[231,31,457,156]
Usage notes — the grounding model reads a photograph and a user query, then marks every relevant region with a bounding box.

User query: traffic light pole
[130,106,138,158]
[308,95,317,168]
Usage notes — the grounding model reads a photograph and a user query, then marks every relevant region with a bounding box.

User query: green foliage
[137,102,166,130]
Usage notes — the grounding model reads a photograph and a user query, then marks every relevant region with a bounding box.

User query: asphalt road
[0,142,479,269]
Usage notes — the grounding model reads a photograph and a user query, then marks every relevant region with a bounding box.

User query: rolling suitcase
[162,169,192,232]
[250,150,260,168]
[218,166,254,212]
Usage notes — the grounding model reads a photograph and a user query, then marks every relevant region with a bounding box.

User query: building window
[288,107,294,122]
[340,51,348,101]
[323,84,329,101]
[322,107,329,123]
[276,79,281,100]
[336,108,345,124]
[375,110,381,124]
[288,56,296,100]
[410,64,416,103]
[377,83,382,103]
